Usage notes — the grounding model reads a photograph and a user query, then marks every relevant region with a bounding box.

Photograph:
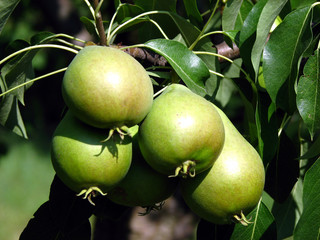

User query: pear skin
[138,84,225,178]
[180,105,265,225]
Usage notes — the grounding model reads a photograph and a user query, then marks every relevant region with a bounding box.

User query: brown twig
[117,45,167,66]
[111,40,241,66]
[121,42,240,65]
[216,41,240,62]
[93,0,107,46]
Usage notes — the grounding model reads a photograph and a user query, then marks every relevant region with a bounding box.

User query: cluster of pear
[51,45,265,225]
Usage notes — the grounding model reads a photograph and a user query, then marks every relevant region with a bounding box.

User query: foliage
[1,0,320,239]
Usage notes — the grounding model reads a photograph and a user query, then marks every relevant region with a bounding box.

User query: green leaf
[215,59,242,107]
[116,2,144,22]
[147,71,171,80]
[230,201,276,240]
[296,50,320,139]
[299,135,320,160]
[263,5,313,111]
[0,95,27,138]
[80,16,98,36]
[222,0,243,31]
[223,0,253,32]
[272,179,303,239]
[0,0,20,35]
[238,0,268,46]
[1,42,36,104]
[251,0,288,79]
[134,0,178,42]
[135,0,176,12]
[255,92,279,166]
[0,50,35,138]
[290,0,318,9]
[142,39,209,96]
[195,39,221,100]
[234,0,254,31]
[0,36,52,137]
[0,32,71,138]
[294,158,320,240]
[142,10,201,47]
[120,6,201,47]
[264,132,300,203]
[182,0,203,28]
[4,39,29,55]
[30,31,56,45]
[167,12,200,47]
[238,0,268,77]
[111,3,149,35]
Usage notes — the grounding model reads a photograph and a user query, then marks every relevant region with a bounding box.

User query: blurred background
[0,0,245,239]
[1,1,95,238]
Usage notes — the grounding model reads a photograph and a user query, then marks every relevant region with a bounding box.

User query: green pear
[108,125,178,209]
[62,45,154,133]
[51,112,133,204]
[180,105,265,225]
[138,84,225,178]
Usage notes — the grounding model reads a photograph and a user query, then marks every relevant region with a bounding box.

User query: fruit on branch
[138,84,225,178]
[180,105,265,225]
[62,45,154,135]
[51,112,133,204]
[108,125,178,210]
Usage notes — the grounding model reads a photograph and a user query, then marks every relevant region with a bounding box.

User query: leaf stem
[209,69,224,78]
[0,67,68,98]
[50,33,87,44]
[153,86,168,98]
[251,198,262,239]
[108,10,169,45]
[33,33,87,46]
[83,0,96,20]
[53,39,83,50]
[189,0,220,50]
[194,51,250,80]
[106,3,123,45]
[149,19,169,40]
[0,44,78,66]
[194,50,258,108]
[119,43,144,50]
[200,9,211,17]
[278,113,290,137]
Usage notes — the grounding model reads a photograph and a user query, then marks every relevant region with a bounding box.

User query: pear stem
[101,125,133,142]
[169,160,196,178]
[77,186,107,205]
[232,211,253,226]
[101,128,115,142]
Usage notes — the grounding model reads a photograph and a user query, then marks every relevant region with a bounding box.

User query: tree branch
[113,39,242,66]
[123,47,167,66]
[93,0,107,46]
[119,42,240,66]
[216,41,240,62]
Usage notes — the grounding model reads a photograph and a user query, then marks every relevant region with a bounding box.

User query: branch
[113,40,241,66]
[121,46,167,66]
[93,0,107,46]
[216,41,240,62]
[121,42,240,65]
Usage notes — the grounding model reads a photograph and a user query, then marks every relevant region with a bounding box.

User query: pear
[62,45,154,135]
[51,112,133,204]
[180,105,265,225]
[138,84,225,178]
[108,125,179,210]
